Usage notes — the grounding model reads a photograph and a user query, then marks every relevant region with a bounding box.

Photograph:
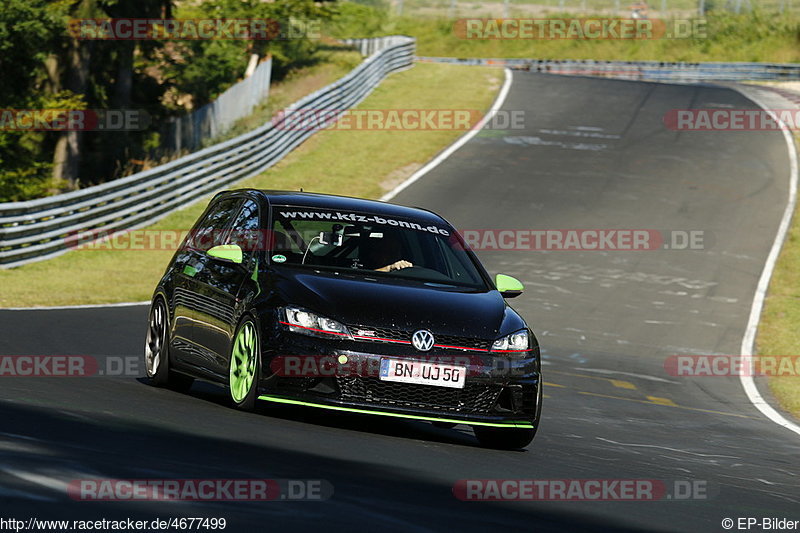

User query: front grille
[336,377,502,414]
[348,325,407,342]
[347,324,491,351]
[434,333,491,351]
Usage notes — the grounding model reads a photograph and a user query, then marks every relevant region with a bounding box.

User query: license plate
[379,358,466,389]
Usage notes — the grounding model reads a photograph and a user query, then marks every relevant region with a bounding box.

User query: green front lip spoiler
[258,395,535,429]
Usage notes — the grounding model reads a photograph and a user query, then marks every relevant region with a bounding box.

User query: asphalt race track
[1,72,799,532]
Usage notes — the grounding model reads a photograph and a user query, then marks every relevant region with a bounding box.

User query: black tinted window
[227,199,260,265]
[270,206,488,290]
[186,197,242,251]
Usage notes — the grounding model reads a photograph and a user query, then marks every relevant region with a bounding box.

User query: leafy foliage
[0,1,76,201]
[0,0,336,201]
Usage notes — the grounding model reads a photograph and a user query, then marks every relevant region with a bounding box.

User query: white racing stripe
[382,71,800,435]
[735,87,800,437]
[381,67,514,202]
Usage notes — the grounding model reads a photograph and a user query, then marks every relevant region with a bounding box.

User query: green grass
[757,135,800,419]
[385,11,800,63]
[213,43,364,144]
[396,0,800,19]
[0,63,501,307]
[131,44,364,169]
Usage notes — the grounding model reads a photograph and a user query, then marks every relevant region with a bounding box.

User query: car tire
[229,316,260,411]
[473,426,537,450]
[145,296,194,393]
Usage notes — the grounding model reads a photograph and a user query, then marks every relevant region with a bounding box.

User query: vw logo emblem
[412,330,435,351]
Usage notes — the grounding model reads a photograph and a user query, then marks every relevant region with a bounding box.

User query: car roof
[220,189,449,227]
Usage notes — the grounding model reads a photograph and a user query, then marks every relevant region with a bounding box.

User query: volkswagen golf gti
[145,189,542,449]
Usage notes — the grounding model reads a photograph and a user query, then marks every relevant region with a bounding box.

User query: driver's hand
[376,260,413,272]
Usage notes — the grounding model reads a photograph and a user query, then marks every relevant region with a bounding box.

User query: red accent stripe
[353,335,411,344]
[279,321,349,337]
[352,338,487,352]
[433,344,488,352]
[283,323,498,353]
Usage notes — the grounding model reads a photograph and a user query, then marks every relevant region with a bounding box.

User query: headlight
[281,306,351,338]
[491,330,529,352]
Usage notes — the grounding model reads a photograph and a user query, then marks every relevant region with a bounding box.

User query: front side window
[269,206,489,290]
[185,197,243,252]
[226,199,260,267]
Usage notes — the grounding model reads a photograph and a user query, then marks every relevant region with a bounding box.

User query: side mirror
[207,244,243,264]
[496,273,524,298]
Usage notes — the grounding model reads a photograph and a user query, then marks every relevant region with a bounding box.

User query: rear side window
[185,197,242,252]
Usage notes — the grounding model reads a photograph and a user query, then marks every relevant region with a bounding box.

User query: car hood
[271,268,508,339]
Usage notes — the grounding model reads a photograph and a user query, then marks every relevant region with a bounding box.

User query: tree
[0,0,78,201]
[0,0,337,201]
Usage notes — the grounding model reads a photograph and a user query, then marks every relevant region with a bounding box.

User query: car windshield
[269,206,488,290]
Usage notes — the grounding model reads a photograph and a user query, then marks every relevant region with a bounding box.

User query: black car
[145,190,542,449]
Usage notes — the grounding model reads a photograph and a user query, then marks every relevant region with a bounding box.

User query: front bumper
[257,394,538,428]
[258,330,542,427]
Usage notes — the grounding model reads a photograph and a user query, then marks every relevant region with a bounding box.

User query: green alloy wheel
[229,319,259,410]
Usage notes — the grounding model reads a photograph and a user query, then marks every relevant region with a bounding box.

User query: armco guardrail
[0,36,415,269]
[417,56,800,82]
[342,36,413,58]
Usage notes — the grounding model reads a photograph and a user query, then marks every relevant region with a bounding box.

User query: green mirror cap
[496,273,524,293]
[207,244,243,264]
